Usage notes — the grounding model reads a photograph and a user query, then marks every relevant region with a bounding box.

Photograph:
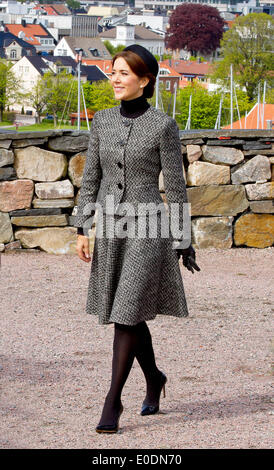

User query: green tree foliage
[41,70,78,126]
[0,60,22,121]
[103,40,125,57]
[154,53,172,61]
[27,78,48,123]
[211,13,274,101]
[82,77,253,129]
[82,80,118,112]
[148,82,175,114]
[155,83,253,129]
[66,0,80,9]
[176,84,221,129]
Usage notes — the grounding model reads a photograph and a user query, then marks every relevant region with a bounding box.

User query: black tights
[98,321,163,426]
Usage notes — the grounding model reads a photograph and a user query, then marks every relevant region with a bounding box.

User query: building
[158,61,181,93]
[10,54,50,113]
[71,15,99,38]
[87,6,122,17]
[10,53,109,115]
[5,20,56,55]
[0,30,36,61]
[75,58,114,74]
[126,12,169,32]
[134,0,242,13]
[54,36,112,60]
[42,54,109,82]
[222,103,274,129]
[33,3,71,16]
[162,58,216,90]
[99,23,165,56]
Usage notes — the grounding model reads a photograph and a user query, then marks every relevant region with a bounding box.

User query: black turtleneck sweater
[77,95,150,235]
[120,94,150,119]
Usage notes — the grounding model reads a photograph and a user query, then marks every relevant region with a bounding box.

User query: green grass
[0,121,13,127]
[0,122,90,132]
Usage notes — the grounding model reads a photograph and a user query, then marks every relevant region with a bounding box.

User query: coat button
[119,140,126,147]
[117,161,123,168]
[122,120,131,127]
[118,183,123,189]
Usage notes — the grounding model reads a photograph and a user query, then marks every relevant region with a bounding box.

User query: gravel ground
[0,247,273,449]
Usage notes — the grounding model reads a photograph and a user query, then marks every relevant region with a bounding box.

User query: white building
[99,24,165,56]
[126,13,169,32]
[134,0,250,13]
[0,0,34,15]
[10,55,50,113]
[54,36,112,60]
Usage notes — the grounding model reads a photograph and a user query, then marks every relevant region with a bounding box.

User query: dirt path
[0,247,273,449]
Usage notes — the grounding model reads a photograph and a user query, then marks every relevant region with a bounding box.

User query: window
[166,80,170,90]
[89,48,100,57]
[10,49,17,59]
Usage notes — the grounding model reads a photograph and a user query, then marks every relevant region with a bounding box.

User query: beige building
[87,6,121,17]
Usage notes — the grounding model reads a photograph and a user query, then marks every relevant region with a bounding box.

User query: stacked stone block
[0,129,273,254]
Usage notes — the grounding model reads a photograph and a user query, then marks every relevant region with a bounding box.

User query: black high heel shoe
[95,403,124,434]
[141,371,167,416]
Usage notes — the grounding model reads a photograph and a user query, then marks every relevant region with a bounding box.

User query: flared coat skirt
[86,211,189,325]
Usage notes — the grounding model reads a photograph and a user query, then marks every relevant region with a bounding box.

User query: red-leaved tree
[165,4,225,56]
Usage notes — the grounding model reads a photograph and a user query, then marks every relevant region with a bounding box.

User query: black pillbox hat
[123,44,159,78]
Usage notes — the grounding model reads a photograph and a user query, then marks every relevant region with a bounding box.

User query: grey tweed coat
[74,104,190,325]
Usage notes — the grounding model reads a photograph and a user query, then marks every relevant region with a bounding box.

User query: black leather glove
[176,245,201,274]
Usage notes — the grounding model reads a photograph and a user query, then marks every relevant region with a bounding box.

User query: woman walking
[75,45,200,434]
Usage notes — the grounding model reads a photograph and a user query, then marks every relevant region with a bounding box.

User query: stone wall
[0,128,273,254]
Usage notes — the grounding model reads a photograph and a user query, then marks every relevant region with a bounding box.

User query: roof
[33,5,58,15]
[49,4,71,15]
[63,36,112,60]
[81,58,113,74]
[25,55,50,75]
[80,64,108,82]
[43,55,77,68]
[99,24,164,40]
[222,103,274,130]
[162,59,212,77]
[0,31,36,57]
[158,62,181,77]
[34,4,71,15]
[0,31,35,49]
[5,23,54,46]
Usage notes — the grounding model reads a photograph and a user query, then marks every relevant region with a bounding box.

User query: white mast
[155,73,159,109]
[172,81,177,119]
[230,64,233,129]
[214,95,223,130]
[261,81,266,129]
[257,82,260,129]
[185,94,192,130]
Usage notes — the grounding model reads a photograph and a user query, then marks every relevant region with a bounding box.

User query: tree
[27,78,47,124]
[165,4,225,56]
[0,60,22,122]
[41,70,78,127]
[170,83,253,129]
[66,0,80,10]
[103,40,125,57]
[211,13,274,101]
[82,80,118,112]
